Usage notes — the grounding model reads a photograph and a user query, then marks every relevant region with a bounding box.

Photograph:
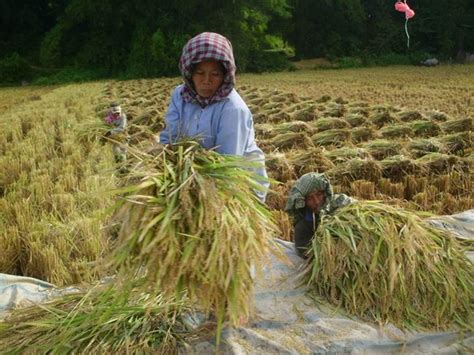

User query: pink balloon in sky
[395,1,415,19]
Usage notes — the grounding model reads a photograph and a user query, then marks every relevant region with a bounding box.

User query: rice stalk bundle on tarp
[303,201,474,330]
[109,142,279,332]
[0,285,187,354]
[441,117,472,134]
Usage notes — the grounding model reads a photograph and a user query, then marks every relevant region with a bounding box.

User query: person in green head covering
[285,172,355,258]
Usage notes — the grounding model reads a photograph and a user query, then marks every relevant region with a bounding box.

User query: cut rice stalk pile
[0,285,187,354]
[303,201,474,330]
[75,119,111,144]
[109,142,279,332]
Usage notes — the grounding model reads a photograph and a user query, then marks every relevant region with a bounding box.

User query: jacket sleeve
[159,88,181,144]
[214,107,250,155]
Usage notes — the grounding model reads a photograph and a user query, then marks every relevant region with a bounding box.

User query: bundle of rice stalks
[323,102,346,118]
[327,158,382,186]
[311,117,349,132]
[426,110,450,122]
[265,152,296,182]
[410,120,441,137]
[272,210,293,242]
[254,123,277,139]
[417,153,466,174]
[407,138,442,158]
[0,285,187,354]
[378,178,405,199]
[324,147,369,163]
[351,126,376,143]
[345,113,366,127]
[380,155,425,181]
[303,201,474,330]
[291,105,317,121]
[441,117,472,134]
[439,132,471,155]
[380,124,414,139]
[368,111,396,128]
[287,148,335,176]
[269,132,313,150]
[109,142,279,333]
[350,180,376,200]
[266,180,293,210]
[267,111,292,123]
[311,129,350,147]
[363,139,401,160]
[274,120,314,134]
[75,119,110,144]
[127,123,156,146]
[397,110,423,122]
[347,104,370,117]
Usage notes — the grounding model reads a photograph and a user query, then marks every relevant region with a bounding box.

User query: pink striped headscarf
[179,32,236,107]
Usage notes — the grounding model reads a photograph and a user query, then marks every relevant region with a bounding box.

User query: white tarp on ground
[1,210,473,353]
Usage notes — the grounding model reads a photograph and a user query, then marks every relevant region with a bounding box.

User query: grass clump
[303,201,473,330]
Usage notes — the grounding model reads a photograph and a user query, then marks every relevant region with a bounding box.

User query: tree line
[1,0,473,83]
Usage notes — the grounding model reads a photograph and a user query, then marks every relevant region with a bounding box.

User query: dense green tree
[0,0,473,82]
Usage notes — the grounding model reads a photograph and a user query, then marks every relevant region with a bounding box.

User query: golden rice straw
[108,142,281,340]
[304,201,473,330]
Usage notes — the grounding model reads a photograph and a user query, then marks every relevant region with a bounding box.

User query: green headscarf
[284,173,333,214]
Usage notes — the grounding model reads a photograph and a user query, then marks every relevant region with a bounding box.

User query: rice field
[0,65,472,349]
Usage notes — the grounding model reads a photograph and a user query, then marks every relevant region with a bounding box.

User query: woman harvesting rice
[158,32,268,201]
[285,173,355,257]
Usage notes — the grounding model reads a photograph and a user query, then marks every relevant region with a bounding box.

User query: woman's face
[191,60,225,98]
[305,191,326,213]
